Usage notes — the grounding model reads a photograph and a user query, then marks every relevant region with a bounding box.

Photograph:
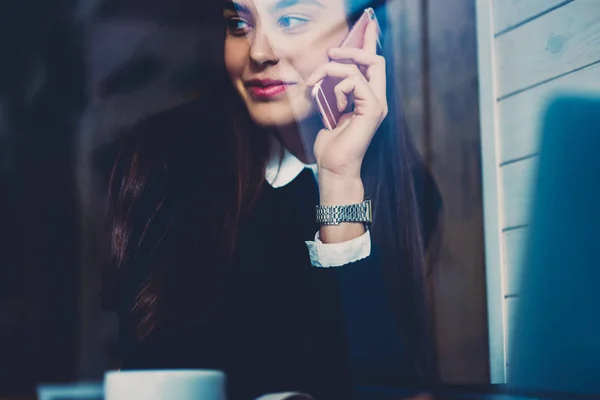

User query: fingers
[327,47,385,81]
[306,23,388,123]
[334,75,384,119]
[335,87,349,112]
[325,41,386,109]
[306,63,378,113]
[306,59,387,118]
[306,62,362,87]
[327,47,382,66]
[363,19,379,54]
[315,50,386,113]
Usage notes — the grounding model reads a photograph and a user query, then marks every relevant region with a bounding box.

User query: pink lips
[245,79,294,99]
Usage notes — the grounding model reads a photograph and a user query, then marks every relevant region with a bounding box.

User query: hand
[306,19,387,184]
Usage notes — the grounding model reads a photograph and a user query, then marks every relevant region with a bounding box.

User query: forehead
[226,0,343,13]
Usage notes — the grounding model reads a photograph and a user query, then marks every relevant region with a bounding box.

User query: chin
[250,111,295,128]
[248,103,312,129]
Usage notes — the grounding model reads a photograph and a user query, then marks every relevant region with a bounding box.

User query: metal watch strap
[316,197,372,226]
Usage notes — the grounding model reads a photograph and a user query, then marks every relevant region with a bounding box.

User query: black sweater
[107,101,429,400]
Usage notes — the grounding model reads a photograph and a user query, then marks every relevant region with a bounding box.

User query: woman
[103,0,443,398]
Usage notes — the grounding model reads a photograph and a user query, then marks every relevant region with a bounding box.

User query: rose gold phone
[311,7,382,130]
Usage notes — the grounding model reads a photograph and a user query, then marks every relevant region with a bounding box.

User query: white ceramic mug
[104,369,226,400]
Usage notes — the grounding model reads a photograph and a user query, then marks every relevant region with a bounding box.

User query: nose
[249,27,278,66]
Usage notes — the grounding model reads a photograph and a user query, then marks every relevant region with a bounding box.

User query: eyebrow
[223,1,251,14]
[270,0,324,12]
[223,0,324,15]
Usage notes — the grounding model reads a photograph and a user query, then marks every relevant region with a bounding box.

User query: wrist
[318,172,364,206]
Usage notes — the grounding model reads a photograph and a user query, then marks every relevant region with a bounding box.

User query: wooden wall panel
[492,0,568,34]
[478,0,600,385]
[495,1,600,98]
[498,63,600,163]
[504,297,518,367]
[502,227,529,296]
[500,157,538,229]
[475,0,505,382]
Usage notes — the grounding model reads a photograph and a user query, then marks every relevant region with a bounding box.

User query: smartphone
[311,7,382,130]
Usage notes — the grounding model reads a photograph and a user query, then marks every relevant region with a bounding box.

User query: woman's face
[223,0,349,128]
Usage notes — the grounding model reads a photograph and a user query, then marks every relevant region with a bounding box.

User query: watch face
[365,199,372,223]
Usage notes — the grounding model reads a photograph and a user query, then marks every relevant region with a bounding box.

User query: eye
[277,15,309,30]
[225,17,252,35]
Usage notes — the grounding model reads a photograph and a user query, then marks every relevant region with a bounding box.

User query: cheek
[292,54,328,80]
[224,41,247,77]
[288,30,347,79]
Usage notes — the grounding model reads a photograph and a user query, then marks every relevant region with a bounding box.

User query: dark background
[0,0,487,396]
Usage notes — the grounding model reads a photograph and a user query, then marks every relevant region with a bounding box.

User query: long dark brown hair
[103,0,443,384]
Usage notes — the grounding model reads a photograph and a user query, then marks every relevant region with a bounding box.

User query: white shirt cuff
[304,229,371,268]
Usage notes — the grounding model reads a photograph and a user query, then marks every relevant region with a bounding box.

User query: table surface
[356,384,600,400]
[3,384,597,400]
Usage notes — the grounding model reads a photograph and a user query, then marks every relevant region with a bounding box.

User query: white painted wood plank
[495,1,600,98]
[503,227,529,296]
[493,0,566,34]
[500,157,538,229]
[498,63,600,163]
[475,0,506,384]
[504,297,518,371]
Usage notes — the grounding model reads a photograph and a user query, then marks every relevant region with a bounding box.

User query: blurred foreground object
[0,0,85,393]
[508,92,600,394]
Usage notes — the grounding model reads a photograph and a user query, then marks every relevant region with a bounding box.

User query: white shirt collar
[265,135,318,188]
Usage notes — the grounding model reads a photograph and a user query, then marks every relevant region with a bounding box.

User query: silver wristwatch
[316,197,372,226]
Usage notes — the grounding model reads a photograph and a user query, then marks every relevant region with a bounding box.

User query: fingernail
[337,97,345,111]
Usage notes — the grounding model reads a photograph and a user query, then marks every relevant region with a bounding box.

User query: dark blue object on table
[508,93,600,396]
